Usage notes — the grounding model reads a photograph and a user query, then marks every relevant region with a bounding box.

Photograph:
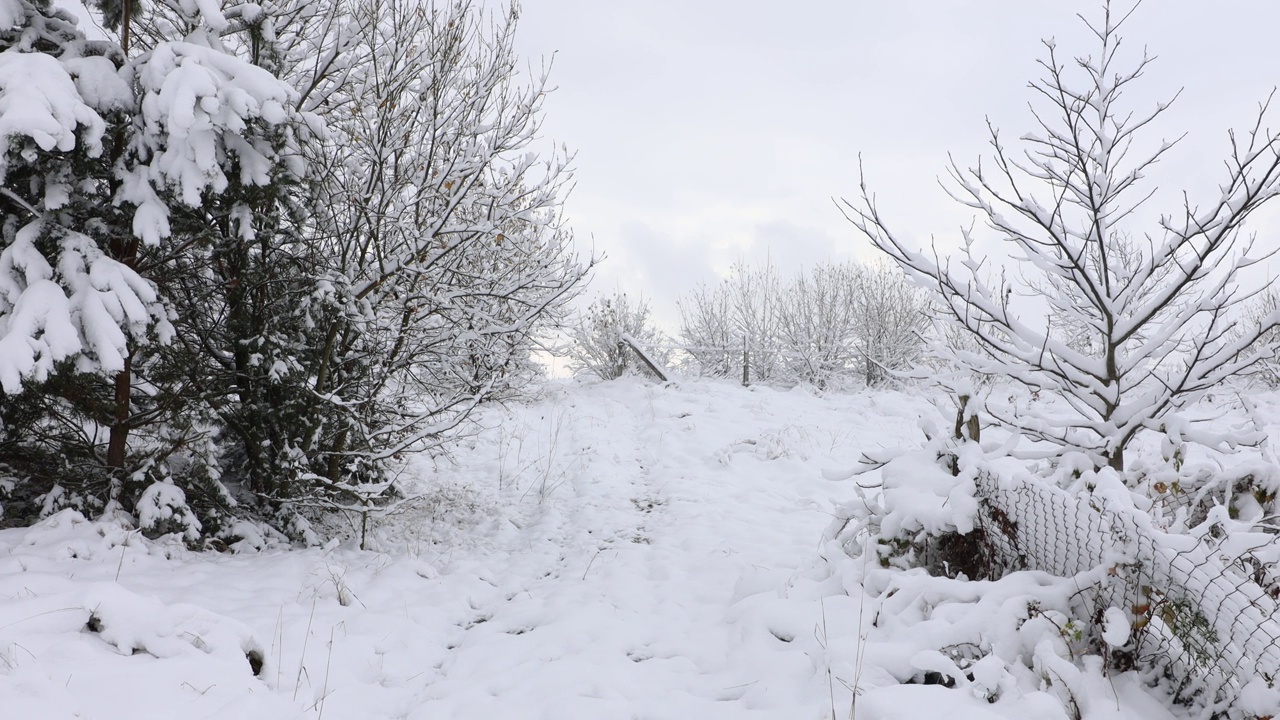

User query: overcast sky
[511,1,1280,329]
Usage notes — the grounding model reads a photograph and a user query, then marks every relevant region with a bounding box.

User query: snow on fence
[973,472,1280,706]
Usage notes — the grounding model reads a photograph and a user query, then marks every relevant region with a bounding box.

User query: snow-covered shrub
[1132,457,1280,599]
[568,293,667,380]
[136,480,201,542]
[773,262,861,388]
[849,263,931,387]
[676,272,739,379]
[825,439,1119,712]
[830,418,985,578]
[833,424,1280,717]
[271,0,587,506]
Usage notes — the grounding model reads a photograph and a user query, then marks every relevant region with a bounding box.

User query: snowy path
[377,380,908,718]
[0,379,1185,718]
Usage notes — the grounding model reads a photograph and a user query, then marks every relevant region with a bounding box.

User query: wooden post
[615,340,628,379]
[619,334,668,382]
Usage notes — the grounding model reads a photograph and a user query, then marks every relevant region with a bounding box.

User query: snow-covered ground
[0,378,1193,718]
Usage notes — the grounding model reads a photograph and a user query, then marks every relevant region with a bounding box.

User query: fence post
[954,394,980,443]
[615,339,628,379]
[619,334,669,382]
[741,336,750,387]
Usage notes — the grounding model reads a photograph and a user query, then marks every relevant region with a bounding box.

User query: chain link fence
[973,472,1280,708]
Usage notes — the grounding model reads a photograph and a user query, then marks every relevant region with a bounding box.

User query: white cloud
[518,1,1280,329]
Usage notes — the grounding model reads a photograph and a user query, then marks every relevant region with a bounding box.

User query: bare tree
[852,263,931,386]
[1242,287,1280,387]
[677,279,739,378]
[775,262,860,387]
[772,262,927,388]
[301,0,586,491]
[725,260,784,383]
[843,1,1280,472]
[679,260,927,388]
[678,261,784,383]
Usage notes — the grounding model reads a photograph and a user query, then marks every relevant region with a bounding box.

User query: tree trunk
[1107,448,1125,472]
[106,354,131,471]
[105,223,139,473]
[327,427,349,485]
[121,0,132,54]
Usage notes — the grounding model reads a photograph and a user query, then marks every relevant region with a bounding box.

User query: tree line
[569,260,932,389]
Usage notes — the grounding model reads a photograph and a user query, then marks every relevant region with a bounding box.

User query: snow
[1101,607,1130,648]
[0,379,1187,718]
[877,449,980,537]
[0,49,105,174]
[62,56,133,113]
[1237,678,1280,717]
[0,0,21,30]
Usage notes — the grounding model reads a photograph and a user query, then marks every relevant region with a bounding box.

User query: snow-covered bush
[853,263,931,386]
[826,440,1116,711]
[136,480,201,542]
[775,261,929,388]
[568,293,667,380]
[773,262,861,388]
[829,400,985,578]
[832,434,1280,716]
[288,0,587,499]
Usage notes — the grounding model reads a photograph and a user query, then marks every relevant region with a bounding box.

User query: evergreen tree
[0,0,302,534]
[0,0,165,519]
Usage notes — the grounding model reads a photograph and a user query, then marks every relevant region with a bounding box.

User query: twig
[817,597,835,720]
[317,624,337,720]
[582,548,605,580]
[114,530,137,582]
[849,537,872,719]
[292,598,318,702]
[274,605,285,688]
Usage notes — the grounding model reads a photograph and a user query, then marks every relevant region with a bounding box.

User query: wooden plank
[619,333,669,382]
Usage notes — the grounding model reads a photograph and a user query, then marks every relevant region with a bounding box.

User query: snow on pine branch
[123,39,298,245]
[0,222,167,392]
[0,50,107,182]
[0,1,292,398]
